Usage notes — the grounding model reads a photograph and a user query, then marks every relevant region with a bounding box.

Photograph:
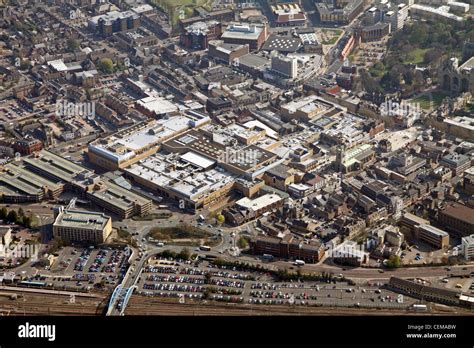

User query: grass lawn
[321,29,342,45]
[410,91,450,110]
[403,48,430,65]
[149,224,212,241]
[322,28,343,35]
[150,0,212,27]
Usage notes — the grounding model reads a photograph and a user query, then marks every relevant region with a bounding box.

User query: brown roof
[441,202,474,225]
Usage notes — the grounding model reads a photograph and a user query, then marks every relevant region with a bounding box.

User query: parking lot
[136,257,416,309]
[441,277,474,294]
[19,246,129,292]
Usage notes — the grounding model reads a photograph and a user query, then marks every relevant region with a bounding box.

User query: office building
[221,22,269,51]
[53,207,112,244]
[316,0,365,24]
[271,54,298,79]
[413,224,449,249]
[180,21,222,50]
[250,235,325,262]
[86,180,152,219]
[439,152,471,176]
[438,202,474,237]
[410,4,464,23]
[88,10,140,37]
[208,40,249,65]
[461,234,474,260]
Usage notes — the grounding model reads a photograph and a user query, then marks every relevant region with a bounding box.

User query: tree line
[0,207,33,228]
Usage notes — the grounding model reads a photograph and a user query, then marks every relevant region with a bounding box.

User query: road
[112,211,474,289]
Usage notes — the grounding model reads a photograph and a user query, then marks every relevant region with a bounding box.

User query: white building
[461,234,474,260]
[271,55,298,79]
[383,3,409,32]
[394,3,409,31]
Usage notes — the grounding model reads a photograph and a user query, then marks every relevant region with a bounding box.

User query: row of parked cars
[143,283,204,292]
[144,266,178,274]
[145,275,206,285]
[74,249,93,272]
[209,279,245,289]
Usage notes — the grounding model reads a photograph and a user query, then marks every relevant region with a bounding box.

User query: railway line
[0,289,107,316]
[124,295,467,316]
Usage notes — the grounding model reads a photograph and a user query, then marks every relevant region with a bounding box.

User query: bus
[412,304,427,312]
[262,254,274,261]
[199,245,211,252]
[293,260,305,266]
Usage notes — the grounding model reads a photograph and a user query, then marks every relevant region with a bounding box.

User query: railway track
[125,295,463,316]
[0,290,107,316]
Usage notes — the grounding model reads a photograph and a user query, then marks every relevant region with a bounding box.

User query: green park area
[410,91,450,110]
[150,0,213,28]
[402,48,430,65]
[321,29,343,45]
[149,224,218,246]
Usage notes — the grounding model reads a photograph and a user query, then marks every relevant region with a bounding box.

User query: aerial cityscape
[0,0,473,325]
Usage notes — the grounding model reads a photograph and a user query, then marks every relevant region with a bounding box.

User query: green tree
[202,286,212,299]
[18,207,24,217]
[216,214,225,224]
[67,38,80,52]
[15,215,23,225]
[6,210,17,223]
[204,272,212,284]
[48,237,64,254]
[98,58,114,74]
[0,207,7,221]
[386,255,401,268]
[237,236,248,249]
[178,247,191,260]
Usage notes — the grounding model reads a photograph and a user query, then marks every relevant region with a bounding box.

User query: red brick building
[13,138,43,155]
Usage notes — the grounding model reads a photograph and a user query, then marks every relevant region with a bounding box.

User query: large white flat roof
[48,59,68,72]
[124,152,235,201]
[88,116,192,163]
[236,193,282,211]
[181,151,215,169]
[137,96,179,115]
